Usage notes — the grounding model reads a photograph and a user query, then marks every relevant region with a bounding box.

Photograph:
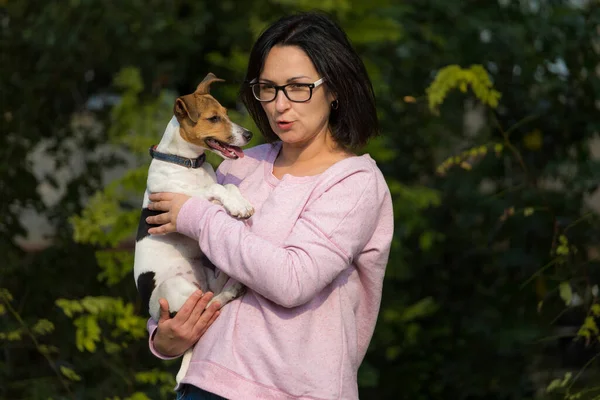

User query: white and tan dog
[133,73,253,384]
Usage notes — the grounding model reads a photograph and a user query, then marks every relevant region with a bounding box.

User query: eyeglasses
[250,78,326,103]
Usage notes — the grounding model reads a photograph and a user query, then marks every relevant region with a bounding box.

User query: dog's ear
[195,72,225,95]
[174,95,199,123]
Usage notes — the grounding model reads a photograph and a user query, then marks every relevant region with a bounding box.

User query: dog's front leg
[201,184,254,219]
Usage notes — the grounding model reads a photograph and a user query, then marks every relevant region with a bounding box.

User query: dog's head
[174,73,252,159]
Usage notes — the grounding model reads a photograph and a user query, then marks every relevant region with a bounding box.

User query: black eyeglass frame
[249,78,326,103]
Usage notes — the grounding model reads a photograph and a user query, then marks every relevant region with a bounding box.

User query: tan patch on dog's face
[175,94,235,146]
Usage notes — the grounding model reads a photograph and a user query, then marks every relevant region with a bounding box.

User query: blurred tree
[1,0,599,399]
[365,1,600,399]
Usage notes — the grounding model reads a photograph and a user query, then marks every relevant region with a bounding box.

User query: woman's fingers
[146,211,171,225]
[148,223,176,235]
[146,210,177,234]
[169,290,203,322]
[193,301,221,336]
[146,193,188,235]
[158,298,171,322]
[153,290,222,356]
[184,292,214,329]
[148,192,174,202]
[147,200,170,212]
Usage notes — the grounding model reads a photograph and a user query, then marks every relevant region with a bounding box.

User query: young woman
[145,12,394,400]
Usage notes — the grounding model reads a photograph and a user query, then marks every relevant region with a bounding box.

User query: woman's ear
[327,90,338,105]
[328,89,339,110]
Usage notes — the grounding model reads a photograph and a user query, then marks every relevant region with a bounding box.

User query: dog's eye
[207,116,221,123]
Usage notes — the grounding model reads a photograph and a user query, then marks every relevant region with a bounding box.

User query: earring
[331,100,339,110]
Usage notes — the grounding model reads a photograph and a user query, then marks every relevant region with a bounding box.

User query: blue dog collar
[149,145,206,169]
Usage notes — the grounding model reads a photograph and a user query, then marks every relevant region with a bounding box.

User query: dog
[133,73,253,385]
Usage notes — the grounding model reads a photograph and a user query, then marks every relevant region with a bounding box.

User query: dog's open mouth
[205,138,244,159]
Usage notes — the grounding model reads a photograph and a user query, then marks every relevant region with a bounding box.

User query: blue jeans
[176,384,227,400]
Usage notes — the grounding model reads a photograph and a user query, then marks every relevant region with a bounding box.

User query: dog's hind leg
[204,259,245,307]
[207,280,245,309]
[206,264,229,294]
[148,276,199,321]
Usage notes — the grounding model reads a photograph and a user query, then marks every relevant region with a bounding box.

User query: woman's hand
[153,290,221,357]
[147,192,191,234]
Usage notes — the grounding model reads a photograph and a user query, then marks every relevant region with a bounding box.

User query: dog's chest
[147,162,216,195]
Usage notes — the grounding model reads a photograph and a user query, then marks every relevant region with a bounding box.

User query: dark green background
[2,1,599,399]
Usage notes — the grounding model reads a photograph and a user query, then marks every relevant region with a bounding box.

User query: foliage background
[2,1,600,399]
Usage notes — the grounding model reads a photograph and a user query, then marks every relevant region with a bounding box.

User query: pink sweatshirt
[147,142,393,399]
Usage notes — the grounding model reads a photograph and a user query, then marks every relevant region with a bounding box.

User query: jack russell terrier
[133,73,253,385]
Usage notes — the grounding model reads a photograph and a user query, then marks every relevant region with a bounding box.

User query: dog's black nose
[243,130,253,141]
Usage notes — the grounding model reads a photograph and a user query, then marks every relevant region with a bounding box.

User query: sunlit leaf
[559,282,573,306]
[60,366,82,382]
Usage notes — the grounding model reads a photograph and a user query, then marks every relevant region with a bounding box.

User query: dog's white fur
[133,116,252,385]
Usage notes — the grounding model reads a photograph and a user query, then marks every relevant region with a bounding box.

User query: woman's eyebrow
[258,75,312,84]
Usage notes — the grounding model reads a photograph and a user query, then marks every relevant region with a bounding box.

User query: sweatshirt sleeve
[176,169,386,308]
[146,318,184,360]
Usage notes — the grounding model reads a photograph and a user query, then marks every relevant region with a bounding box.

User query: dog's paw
[222,197,254,219]
[207,286,245,309]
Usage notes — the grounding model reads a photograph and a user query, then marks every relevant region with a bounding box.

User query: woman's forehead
[260,45,318,80]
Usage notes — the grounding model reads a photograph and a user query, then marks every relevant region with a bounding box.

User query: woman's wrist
[152,327,185,357]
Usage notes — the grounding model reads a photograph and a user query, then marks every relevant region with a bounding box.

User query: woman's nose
[274,89,291,111]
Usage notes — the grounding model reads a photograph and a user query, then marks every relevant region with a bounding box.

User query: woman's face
[258,45,335,147]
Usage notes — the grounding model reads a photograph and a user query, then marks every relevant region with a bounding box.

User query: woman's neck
[272,132,354,179]
[277,132,340,167]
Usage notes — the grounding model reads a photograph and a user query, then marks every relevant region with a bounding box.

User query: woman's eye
[289,84,309,91]
[208,116,221,123]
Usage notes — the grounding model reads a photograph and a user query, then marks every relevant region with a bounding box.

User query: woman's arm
[150,170,389,308]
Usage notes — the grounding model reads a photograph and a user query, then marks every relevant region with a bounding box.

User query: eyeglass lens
[252,84,312,102]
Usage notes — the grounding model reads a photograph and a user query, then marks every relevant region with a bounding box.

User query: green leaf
[32,319,55,336]
[112,66,143,93]
[559,282,573,306]
[546,378,563,393]
[124,393,151,400]
[96,250,135,286]
[38,344,59,355]
[74,315,101,352]
[60,366,82,382]
[523,207,534,216]
[400,297,439,322]
[103,338,122,354]
[578,316,599,336]
[546,372,572,393]
[135,369,175,386]
[426,65,502,112]
[0,288,13,302]
[4,329,23,341]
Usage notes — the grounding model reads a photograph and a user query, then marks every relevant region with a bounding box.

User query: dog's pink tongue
[231,146,244,158]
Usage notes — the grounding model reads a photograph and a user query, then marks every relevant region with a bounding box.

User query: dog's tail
[175,348,193,388]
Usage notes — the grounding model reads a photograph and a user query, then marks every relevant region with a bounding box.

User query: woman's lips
[277,121,294,130]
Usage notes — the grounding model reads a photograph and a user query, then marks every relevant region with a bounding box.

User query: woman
[146,11,394,400]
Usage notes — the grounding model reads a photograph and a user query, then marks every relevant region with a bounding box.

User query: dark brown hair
[240,12,378,149]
